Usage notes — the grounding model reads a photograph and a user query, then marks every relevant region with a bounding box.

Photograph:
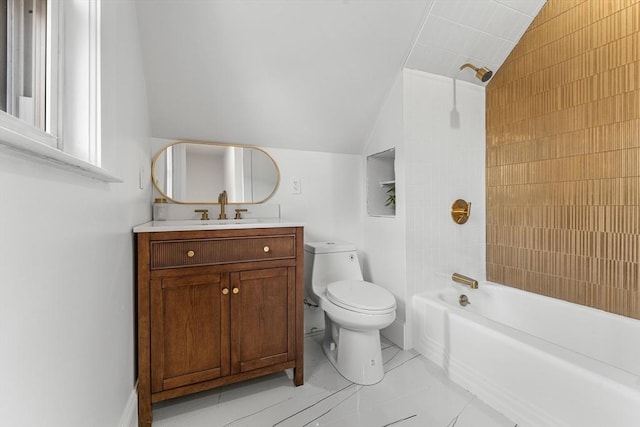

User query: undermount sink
[200,218,261,225]
[156,219,262,226]
[134,218,303,233]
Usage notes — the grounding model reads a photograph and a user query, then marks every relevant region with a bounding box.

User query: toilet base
[322,319,385,385]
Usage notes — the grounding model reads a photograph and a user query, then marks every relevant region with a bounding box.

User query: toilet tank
[304,241,364,298]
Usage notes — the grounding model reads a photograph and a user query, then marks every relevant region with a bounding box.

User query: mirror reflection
[152,142,280,204]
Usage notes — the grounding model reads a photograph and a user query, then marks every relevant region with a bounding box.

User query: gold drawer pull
[187,250,195,258]
[263,246,270,253]
[222,288,229,295]
[232,287,239,294]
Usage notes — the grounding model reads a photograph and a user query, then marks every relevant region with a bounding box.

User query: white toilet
[304,241,396,385]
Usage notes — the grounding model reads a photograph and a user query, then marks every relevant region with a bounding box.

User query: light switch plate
[291,177,301,194]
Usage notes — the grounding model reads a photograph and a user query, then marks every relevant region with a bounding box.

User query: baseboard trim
[118,386,138,427]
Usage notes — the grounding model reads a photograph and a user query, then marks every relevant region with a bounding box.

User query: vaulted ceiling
[135,0,546,154]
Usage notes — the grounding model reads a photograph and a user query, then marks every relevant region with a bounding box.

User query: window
[1,0,56,146]
[1,0,47,130]
[0,0,115,181]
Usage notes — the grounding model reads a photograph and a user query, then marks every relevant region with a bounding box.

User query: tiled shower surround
[404,70,487,298]
[486,0,640,319]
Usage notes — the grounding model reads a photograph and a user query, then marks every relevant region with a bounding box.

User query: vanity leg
[293,228,304,387]
[138,397,152,427]
[293,365,304,386]
[137,233,153,426]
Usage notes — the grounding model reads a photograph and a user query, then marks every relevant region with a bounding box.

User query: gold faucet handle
[451,199,471,224]
[234,208,248,220]
[194,209,209,220]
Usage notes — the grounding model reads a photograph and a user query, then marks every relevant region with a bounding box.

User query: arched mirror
[152,141,280,204]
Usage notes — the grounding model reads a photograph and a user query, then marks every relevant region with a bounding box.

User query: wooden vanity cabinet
[136,227,304,427]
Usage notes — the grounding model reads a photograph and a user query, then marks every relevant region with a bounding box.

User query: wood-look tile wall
[486,0,640,319]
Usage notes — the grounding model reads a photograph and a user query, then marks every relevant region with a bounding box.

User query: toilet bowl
[304,241,396,385]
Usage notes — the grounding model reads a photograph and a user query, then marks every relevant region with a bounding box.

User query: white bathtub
[413,281,640,427]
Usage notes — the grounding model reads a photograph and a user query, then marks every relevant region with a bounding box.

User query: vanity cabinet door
[230,267,296,374]
[150,273,230,393]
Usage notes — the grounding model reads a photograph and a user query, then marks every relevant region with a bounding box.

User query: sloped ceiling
[135,0,545,154]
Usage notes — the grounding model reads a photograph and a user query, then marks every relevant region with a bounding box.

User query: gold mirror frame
[151,140,280,205]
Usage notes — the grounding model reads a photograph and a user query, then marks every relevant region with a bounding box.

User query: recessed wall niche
[367,148,395,217]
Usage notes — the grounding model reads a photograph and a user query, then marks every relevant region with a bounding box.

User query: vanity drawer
[150,235,295,269]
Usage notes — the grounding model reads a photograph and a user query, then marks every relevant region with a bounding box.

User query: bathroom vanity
[134,221,304,427]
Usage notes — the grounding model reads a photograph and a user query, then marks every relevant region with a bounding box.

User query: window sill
[0,117,122,183]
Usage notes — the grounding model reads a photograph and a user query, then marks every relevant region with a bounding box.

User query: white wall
[361,72,407,347]
[404,69,486,299]
[200,144,364,334]
[0,1,151,426]
[266,147,363,245]
[359,70,486,350]
[265,147,364,332]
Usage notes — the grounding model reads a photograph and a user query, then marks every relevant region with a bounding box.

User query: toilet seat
[326,280,396,314]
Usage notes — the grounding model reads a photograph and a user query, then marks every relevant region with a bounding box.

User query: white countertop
[133,218,304,233]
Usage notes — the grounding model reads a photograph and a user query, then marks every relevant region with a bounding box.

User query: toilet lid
[326,280,396,313]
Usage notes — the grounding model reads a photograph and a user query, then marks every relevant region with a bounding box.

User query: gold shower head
[460,63,493,82]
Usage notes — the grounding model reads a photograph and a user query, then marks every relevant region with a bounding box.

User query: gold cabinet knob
[263,246,270,253]
[232,287,239,294]
[187,250,195,257]
[222,288,229,295]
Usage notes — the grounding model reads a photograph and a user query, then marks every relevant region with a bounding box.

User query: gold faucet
[452,273,478,289]
[218,190,228,220]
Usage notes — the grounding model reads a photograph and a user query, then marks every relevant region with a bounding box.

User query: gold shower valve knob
[451,199,471,224]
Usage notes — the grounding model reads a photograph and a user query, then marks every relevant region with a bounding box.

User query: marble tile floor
[153,332,516,427]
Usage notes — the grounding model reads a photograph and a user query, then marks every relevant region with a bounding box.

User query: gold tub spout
[452,273,478,289]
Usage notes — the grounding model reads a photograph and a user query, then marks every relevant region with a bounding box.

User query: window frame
[0,0,120,182]
[4,0,47,130]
